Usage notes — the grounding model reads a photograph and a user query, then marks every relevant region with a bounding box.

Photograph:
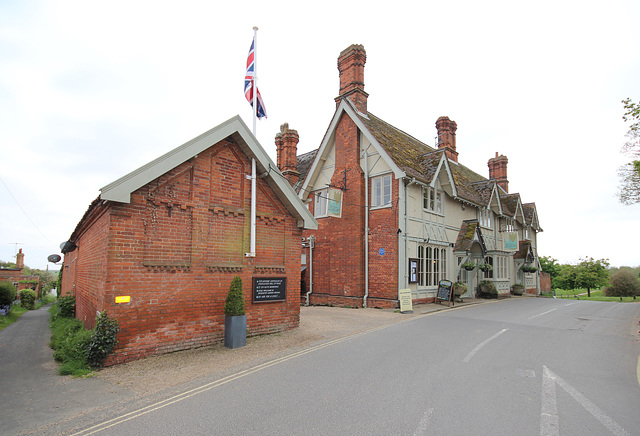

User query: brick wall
[303,114,399,309]
[63,138,302,365]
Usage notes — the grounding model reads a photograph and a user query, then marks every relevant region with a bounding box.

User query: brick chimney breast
[435,116,459,162]
[335,44,369,113]
[488,152,509,192]
[275,123,300,186]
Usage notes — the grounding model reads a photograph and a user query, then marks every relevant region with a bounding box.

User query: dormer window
[478,208,492,228]
[423,186,444,214]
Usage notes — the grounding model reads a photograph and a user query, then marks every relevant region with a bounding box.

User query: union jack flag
[244,38,267,119]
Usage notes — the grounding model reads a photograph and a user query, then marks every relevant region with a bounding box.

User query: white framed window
[372,174,391,208]
[417,245,448,287]
[314,188,328,217]
[505,218,515,232]
[495,256,508,279]
[423,186,444,214]
[478,208,492,228]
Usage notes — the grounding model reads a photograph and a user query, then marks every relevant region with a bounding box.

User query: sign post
[398,288,413,313]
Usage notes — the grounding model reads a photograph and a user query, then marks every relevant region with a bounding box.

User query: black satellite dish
[48,254,62,263]
[60,241,77,254]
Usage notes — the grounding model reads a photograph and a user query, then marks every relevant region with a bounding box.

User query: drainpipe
[305,235,315,306]
[402,178,417,290]
[363,143,369,308]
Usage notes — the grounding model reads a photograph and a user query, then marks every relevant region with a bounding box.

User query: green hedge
[19,289,36,310]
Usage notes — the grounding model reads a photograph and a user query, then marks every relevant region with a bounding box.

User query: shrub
[453,282,468,297]
[605,269,640,297]
[511,283,524,296]
[19,289,36,310]
[224,276,245,316]
[56,269,63,298]
[477,280,498,299]
[57,294,76,318]
[50,315,92,375]
[0,281,17,315]
[86,311,119,368]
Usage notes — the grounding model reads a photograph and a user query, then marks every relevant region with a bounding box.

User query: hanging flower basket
[478,264,493,272]
[461,262,476,271]
[521,265,537,273]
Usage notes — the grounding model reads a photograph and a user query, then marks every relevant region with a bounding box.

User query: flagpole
[252,26,258,136]
[247,26,258,258]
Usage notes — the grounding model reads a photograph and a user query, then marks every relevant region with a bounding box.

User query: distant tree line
[540,256,640,297]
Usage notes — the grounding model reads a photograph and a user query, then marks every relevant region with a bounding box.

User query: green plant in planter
[453,282,468,298]
[477,280,498,299]
[224,276,245,316]
[521,265,538,273]
[461,262,476,271]
[478,264,493,272]
[224,276,247,349]
[511,283,524,295]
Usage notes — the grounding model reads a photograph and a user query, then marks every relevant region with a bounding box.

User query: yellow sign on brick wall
[115,296,131,304]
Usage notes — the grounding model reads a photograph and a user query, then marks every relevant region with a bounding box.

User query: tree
[553,264,577,291]
[618,98,640,205]
[606,269,640,297]
[574,257,610,297]
[540,256,561,280]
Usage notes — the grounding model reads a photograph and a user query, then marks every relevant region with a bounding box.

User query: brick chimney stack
[435,116,459,162]
[488,152,509,192]
[16,248,24,270]
[275,123,300,186]
[335,44,368,113]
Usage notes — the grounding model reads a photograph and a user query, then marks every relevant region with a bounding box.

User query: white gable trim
[299,99,405,200]
[432,154,458,198]
[100,115,317,229]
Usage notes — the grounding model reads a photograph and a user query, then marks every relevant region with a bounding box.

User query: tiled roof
[294,149,318,193]
[356,112,433,182]
[297,104,536,218]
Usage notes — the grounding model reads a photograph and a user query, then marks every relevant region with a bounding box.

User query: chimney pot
[335,44,368,113]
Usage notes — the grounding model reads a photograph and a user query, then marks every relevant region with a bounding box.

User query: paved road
[72,298,640,436]
[0,305,132,435]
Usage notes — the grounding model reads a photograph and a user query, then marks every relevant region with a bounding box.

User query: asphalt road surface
[70,298,640,436]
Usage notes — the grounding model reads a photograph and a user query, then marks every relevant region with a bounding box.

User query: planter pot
[512,286,524,296]
[224,315,247,349]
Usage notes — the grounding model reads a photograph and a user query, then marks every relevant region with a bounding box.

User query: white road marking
[563,303,577,307]
[413,407,434,436]
[540,366,560,436]
[541,366,630,436]
[462,328,508,363]
[529,308,557,320]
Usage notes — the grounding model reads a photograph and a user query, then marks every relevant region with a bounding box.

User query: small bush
[57,294,76,318]
[0,281,17,315]
[605,270,640,297]
[453,282,468,297]
[50,315,92,375]
[477,280,498,299]
[86,311,119,368]
[19,289,36,310]
[224,276,245,316]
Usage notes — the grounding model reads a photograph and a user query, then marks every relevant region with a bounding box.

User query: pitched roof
[298,99,537,219]
[99,115,317,229]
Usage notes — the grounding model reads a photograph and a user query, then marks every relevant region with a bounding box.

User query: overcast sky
[1,0,639,271]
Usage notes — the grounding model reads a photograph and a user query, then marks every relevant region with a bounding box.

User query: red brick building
[0,249,42,297]
[277,45,542,308]
[61,116,316,364]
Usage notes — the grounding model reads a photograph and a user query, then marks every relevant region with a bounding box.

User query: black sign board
[436,280,453,306]
[252,277,286,303]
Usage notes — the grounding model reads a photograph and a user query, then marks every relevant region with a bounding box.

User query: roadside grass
[0,305,29,330]
[48,305,93,377]
[0,294,57,331]
[542,288,639,303]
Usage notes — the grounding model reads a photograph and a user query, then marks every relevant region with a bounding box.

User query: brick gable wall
[304,114,399,309]
[63,138,302,365]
